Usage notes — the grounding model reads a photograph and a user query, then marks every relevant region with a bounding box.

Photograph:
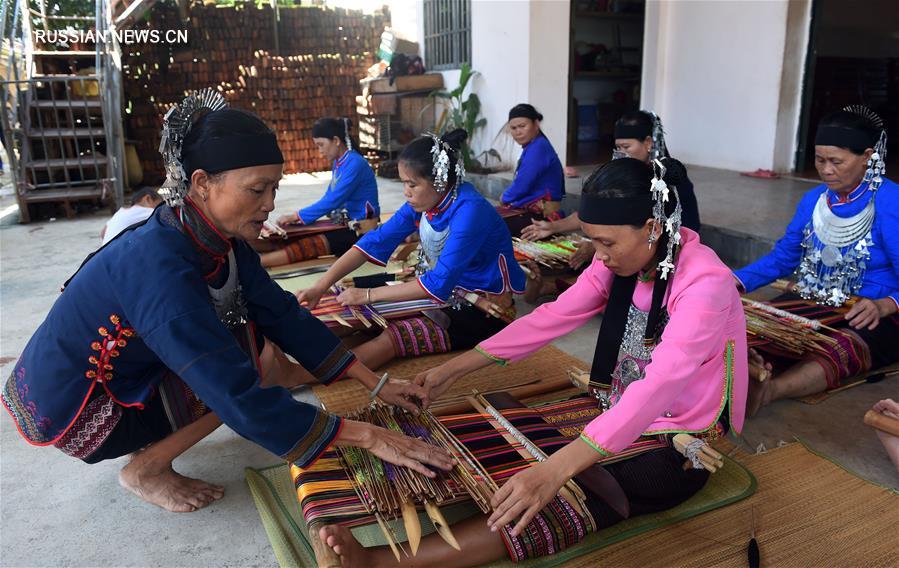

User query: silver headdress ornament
[843,105,887,192]
[649,159,682,280]
[343,117,353,151]
[158,88,228,207]
[428,132,465,194]
[648,111,668,161]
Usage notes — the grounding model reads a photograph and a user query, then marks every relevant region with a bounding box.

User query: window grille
[423,0,471,70]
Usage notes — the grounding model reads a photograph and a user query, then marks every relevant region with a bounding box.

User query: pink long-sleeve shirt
[478,228,748,456]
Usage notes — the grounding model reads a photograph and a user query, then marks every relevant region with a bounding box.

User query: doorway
[795,0,898,175]
[566,0,645,167]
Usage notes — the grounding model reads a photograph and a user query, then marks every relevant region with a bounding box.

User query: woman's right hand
[520,219,555,241]
[353,422,455,477]
[276,212,301,227]
[413,364,455,408]
[295,284,325,309]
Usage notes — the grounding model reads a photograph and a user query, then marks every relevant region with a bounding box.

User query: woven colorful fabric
[386,316,451,357]
[284,234,330,264]
[747,295,872,388]
[289,395,674,560]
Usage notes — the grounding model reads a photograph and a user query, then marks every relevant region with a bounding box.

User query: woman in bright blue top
[299,129,526,370]
[734,106,899,415]
[259,118,380,267]
[501,104,566,237]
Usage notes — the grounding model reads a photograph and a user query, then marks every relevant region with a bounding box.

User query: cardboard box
[365,73,444,94]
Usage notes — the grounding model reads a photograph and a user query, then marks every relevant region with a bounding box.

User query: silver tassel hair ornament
[649,159,682,280]
[844,105,887,192]
[158,88,228,207]
[343,117,353,151]
[427,133,464,195]
[648,111,668,161]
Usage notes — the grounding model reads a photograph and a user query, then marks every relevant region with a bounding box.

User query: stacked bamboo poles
[512,234,589,269]
[340,404,494,514]
[742,298,839,356]
[338,403,496,555]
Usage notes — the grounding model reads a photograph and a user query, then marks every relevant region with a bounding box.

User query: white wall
[642,0,809,172]
[467,1,532,161]
[383,0,424,43]
[527,0,570,164]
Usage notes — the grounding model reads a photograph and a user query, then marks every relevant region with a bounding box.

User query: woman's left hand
[845,298,896,330]
[487,461,566,537]
[336,287,368,306]
[377,379,430,415]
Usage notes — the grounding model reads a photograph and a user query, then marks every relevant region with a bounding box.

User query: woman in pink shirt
[316,158,748,566]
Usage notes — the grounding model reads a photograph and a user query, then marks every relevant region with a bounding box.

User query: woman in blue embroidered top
[0,93,451,514]
[298,129,527,370]
[500,104,566,238]
[257,117,380,267]
[734,106,899,415]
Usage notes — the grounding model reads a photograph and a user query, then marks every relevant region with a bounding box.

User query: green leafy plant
[430,62,497,171]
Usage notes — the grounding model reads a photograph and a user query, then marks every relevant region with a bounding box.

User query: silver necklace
[795,193,874,306]
[416,213,451,274]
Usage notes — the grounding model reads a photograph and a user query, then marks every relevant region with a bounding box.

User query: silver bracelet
[369,372,390,401]
[366,288,372,304]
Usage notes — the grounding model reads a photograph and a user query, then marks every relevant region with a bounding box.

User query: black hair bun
[441,128,468,151]
[660,157,686,187]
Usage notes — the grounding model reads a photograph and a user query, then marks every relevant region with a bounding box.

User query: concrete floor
[1,169,896,567]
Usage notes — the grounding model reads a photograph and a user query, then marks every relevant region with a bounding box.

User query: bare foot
[523,261,557,304]
[319,524,391,567]
[746,373,775,418]
[119,454,224,513]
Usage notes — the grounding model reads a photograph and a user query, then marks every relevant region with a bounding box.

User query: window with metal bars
[423,0,471,70]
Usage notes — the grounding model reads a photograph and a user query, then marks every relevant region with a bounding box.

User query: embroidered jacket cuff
[579,433,611,456]
[283,412,343,468]
[311,344,357,386]
[475,345,509,367]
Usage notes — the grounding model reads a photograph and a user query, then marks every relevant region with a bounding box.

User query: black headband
[312,119,346,140]
[182,133,284,177]
[509,104,543,122]
[614,123,651,140]
[814,126,875,150]
[578,193,653,226]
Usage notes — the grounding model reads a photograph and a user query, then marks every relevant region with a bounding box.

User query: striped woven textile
[290,395,667,527]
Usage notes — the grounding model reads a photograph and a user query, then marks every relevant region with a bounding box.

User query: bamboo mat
[314,345,585,416]
[565,441,899,568]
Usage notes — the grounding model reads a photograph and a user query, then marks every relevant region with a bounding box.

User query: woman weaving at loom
[1,91,452,513]
[499,104,566,238]
[297,129,526,371]
[733,106,899,416]
[255,117,380,268]
[520,110,702,300]
[316,157,748,566]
